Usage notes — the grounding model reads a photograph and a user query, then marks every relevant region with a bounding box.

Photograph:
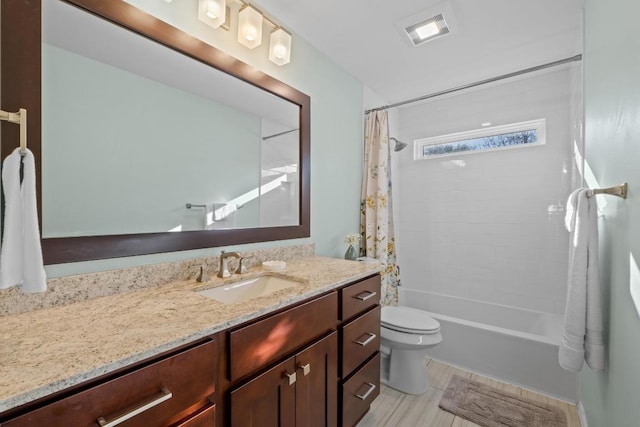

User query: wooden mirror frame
[0,0,310,264]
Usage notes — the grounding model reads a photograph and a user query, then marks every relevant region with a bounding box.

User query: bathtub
[400,288,578,401]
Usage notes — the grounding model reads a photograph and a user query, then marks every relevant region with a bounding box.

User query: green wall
[581,0,640,425]
[42,44,261,237]
[45,0,363,277]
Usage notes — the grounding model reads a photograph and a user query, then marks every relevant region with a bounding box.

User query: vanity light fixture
[198,0,227,29]
[238,4,263,49]
[269,27,292,66]
[192,0,294,64]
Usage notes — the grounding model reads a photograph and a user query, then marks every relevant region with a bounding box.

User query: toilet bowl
[380,305,443,394]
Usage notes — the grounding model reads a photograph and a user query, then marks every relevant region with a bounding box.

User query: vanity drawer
[340,275,380,321]
[4,340,217,427]
[341,353,380,427]
[228,292,338,381]
[341,306,381,376]
[174,404,216,427]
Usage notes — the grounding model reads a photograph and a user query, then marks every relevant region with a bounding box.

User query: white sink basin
[197,276,301,304]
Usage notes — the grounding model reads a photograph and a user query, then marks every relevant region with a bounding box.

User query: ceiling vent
[404,14,450,46]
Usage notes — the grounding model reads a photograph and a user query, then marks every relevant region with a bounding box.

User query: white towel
[559,188,605,372]
[0,148,47,292]
[0,149,23,289]
[21,149,47,292]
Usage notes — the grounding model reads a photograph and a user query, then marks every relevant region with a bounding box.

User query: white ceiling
[255,0,584,106]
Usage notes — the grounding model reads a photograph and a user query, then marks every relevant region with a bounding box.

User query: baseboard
[578,401,588,427]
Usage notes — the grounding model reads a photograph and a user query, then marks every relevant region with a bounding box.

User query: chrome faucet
[218,251,242,278]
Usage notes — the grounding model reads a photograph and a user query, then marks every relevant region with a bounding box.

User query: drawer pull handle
[354,332,377,347]
[285,371,297,385]
[97,387,172,427]
[354,290,377,301]
[354,382,377,401]
[299,363,311,376]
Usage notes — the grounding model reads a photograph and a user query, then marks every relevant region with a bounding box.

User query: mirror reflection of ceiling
[42,0,298,130]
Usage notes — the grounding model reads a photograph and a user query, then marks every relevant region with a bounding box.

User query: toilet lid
[381,306,440,334]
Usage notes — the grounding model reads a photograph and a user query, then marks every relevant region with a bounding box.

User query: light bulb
[198,0,226,29]
[245,28,257,41]
[274,45,286,59]
[269,27,292,66]
[206,2,220,19]
[238,5,263,49]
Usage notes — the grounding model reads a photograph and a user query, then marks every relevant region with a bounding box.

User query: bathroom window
[414,118,546,160]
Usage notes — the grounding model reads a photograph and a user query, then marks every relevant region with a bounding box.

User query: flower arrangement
[344,233,361,246]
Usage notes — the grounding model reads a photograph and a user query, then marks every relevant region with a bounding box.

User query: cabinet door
[295,332,338,427]
[230,357,296,427]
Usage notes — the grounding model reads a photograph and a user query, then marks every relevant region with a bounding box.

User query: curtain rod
[365,54,582,114]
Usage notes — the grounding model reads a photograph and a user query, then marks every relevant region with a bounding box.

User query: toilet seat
[381,306,440,335]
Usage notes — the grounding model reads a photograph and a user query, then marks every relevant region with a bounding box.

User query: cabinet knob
[298,363,311,376]
[285,371,297,385]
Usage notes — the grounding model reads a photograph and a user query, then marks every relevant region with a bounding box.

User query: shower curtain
[361,110,400,306]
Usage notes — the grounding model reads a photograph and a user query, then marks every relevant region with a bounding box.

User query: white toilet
[380,305,443,394]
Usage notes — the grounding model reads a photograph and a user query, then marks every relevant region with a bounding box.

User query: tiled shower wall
[395,67,579,314]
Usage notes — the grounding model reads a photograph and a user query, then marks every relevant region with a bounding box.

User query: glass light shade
[269,28,292,66]
[198,0,226,29]
[238,5,263,49]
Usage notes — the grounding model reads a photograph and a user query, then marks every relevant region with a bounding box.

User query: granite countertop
[0,256,380,413]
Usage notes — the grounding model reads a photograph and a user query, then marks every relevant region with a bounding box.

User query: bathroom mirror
[1,0,310,264]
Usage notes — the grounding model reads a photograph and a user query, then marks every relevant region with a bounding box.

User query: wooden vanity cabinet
[0,273,382,427]
[230,332,338,427]
[224,292,339,427]
[224,274,382,427]
[1,339,218,427]
[338,275,382,427]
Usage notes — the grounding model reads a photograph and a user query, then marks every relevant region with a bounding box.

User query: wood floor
[357,358,581,427]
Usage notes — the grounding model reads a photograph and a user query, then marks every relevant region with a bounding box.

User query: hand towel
[559,188,605,372]
[20,149,47,292]
[0,148,47,292]
[564,188,581,232]
[0,149,24,289]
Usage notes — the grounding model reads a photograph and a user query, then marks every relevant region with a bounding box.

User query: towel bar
[0,107,27,155]
[587,183,627,199]
[186,203,206,209]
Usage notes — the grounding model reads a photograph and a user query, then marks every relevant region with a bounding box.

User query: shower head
[390,137,408,152]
